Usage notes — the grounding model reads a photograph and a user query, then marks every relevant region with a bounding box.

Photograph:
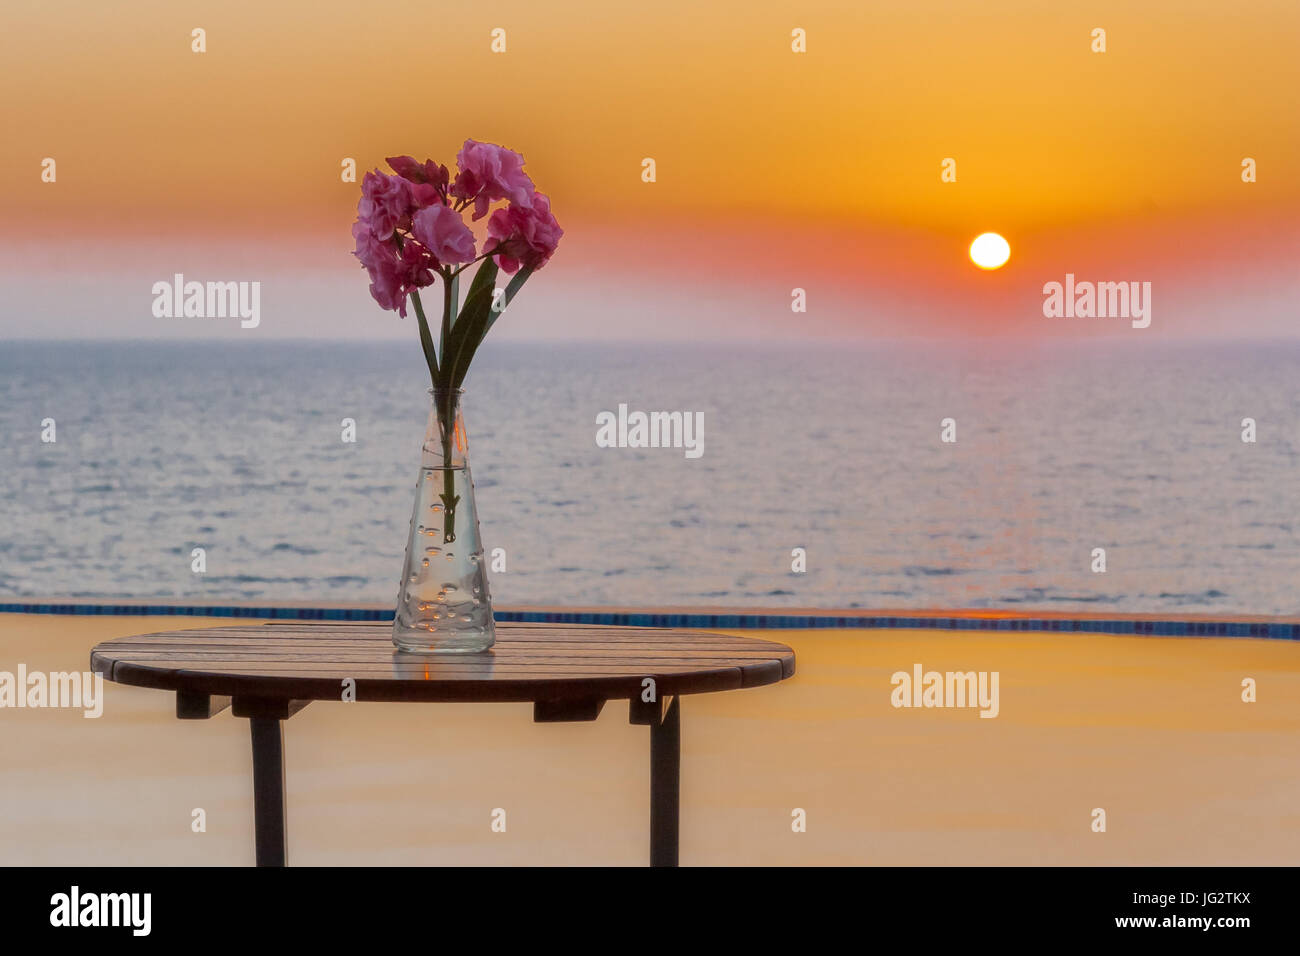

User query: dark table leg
[649,695,680,867]
[249,717,287,867]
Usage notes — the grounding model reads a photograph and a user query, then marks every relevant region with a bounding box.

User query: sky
[1,0,1297,342]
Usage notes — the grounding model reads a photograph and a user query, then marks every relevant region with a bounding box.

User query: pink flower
[452,139,534,220]
[357,170,412,240]
[352,222,434,316]
[352,143,559,325]
[484,192,563,274]
[352,219,387,269]
[410,182,442,209]
[387,155,450,195]
[366,256,407,313]
[412,203,476,266]
[397,241,436,289]
[387,156,447,210]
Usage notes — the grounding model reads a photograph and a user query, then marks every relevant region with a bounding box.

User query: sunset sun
[969,232,1011,270]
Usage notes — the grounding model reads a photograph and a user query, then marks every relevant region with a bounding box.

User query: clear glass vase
[393,387,495,653]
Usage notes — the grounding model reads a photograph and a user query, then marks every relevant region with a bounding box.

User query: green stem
[436,272,460,544]
[413,280,458,543]
[450,246,503,276]
[438,269,455,385]
[438,388,459,544]
[410,289,438,387]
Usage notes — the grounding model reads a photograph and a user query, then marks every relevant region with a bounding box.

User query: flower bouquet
[352,140,562,652]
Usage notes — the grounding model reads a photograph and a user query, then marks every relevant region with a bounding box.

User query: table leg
[249,717,287,867]
[649,696,680,867]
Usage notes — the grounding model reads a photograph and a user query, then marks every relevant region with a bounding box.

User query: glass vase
[393,387,496,653]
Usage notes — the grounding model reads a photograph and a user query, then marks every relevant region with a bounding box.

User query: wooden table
[90,621,796,867]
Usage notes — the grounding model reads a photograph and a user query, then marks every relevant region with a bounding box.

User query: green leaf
[462,255,498,316]
[451,264,536,389]
[409,289,438,384]
[446,271,459,329]
[438,270,458,373]
[441,259,499,390]
[482,266,533,338]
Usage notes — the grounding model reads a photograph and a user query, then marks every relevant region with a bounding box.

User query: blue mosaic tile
[1,601,1297,640]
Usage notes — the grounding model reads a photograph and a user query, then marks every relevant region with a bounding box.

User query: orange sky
[1,0,1297,339]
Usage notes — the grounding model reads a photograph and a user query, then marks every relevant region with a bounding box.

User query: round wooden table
[90,621,796,866]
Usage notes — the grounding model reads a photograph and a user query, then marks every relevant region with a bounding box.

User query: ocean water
[0,339,1297,614]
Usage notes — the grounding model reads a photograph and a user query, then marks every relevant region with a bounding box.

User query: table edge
[89,622,797,703]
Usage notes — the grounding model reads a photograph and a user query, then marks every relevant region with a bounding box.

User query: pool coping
[2,600,1297,639]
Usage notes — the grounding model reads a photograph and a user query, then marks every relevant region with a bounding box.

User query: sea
[1,339,1297,614]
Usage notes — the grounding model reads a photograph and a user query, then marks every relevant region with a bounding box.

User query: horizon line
[4,334,1300,348]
